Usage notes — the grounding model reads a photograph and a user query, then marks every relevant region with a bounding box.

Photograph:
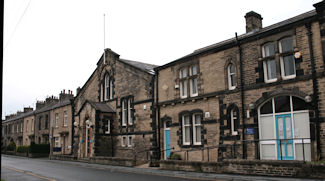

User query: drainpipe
[306,23,321,160]
[155,70,161,160]
[235,32,246,159]
[70,98,75,156]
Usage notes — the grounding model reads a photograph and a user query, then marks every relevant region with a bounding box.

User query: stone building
[49,90,74,155]
[22,110,35,145]
[155,1,325,161]
[73,49,157,161]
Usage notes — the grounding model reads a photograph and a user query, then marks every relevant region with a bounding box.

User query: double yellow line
[2,166,56,181]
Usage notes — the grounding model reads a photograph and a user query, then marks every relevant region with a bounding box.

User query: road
[1,155,323,181]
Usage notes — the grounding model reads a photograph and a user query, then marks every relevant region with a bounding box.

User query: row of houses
[3,1,325,163]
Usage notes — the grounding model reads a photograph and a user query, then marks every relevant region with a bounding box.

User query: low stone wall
[89,156,136,167]
[160,159,325,179]
[49,154,77,161]
[28,153,49,158]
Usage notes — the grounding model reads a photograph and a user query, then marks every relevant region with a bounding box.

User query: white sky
[3,0,320,118]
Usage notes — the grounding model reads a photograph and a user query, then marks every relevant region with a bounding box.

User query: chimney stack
[245,11,263,33]
[24,107,33,113]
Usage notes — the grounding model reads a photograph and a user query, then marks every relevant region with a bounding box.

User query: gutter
[235,32,246,159]
[306,23,321,160]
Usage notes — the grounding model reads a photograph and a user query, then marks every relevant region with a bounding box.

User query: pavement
[1,155,324,181]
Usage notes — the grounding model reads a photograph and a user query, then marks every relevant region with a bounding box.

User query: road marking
[3,166,56,181]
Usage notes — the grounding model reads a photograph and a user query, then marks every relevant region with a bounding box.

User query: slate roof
[119,58,157,75]
[156,9,317,70]
[88,101,115,113]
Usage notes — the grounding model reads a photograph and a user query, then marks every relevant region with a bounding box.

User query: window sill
[264,78,277,84]
[282,75,296,80]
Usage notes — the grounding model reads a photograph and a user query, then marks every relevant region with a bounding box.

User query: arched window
[105,74,110,100]
[227,63,236,90]
[258,95,311,161]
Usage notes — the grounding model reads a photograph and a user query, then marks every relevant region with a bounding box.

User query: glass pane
[231,74,236,86]
[196,126,201,142]
[260,116,275,139]
[185,127,190,142]
[275,96,290,113]
[293,112,310,138]
[285,117,292,139]
[192,78,197,94]
[182,80,187,96]
[195,114,201,124]
[281,143,285,157]
[267,59,277,80]
[283,55,295,76]
[229,64,234,73]
[264,43,275,57]
[260,100,272,114]
[191,65,197,75]
[293,97,306,111]
[295,143,311,161]
[277,118,284,139]
[261,144,276,160]
[287,144,293,156]
[180,69,187,78]
[280,38,293,52]
[184,115,190,125]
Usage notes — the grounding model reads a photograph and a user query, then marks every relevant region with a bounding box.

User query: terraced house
[73,49,157,162]
[155,1,325,162]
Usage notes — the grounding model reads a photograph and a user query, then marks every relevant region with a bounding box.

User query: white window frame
[121,136,127,147]
[128,99,133,125]
[55,137,60,147]
[230,109,238,136]
[31,119,34,131]
[193,114,202,145]
[189,65,198,97]
[122,100,127,126]
[26,120,29,132]
[127,135,133,147]
[55,113,59,128]
[105,120,110,134]
[63,111,68,127]
[227,64,236,90]
[279,38,296,80]
[105,74,110,101]
[182,115,191,145]
[263,59,277,83]
[180,68,188,99]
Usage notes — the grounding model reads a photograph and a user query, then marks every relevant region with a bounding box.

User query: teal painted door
[165,129,171,158]
[276,114,294,160]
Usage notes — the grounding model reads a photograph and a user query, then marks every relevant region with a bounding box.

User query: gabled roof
[155,9,317,70]
[119,58,157,75]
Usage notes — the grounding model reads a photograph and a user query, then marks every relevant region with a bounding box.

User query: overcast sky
[3,0,320,119]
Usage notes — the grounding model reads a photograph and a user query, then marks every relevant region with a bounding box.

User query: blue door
[276,114,294,160]
[165,129,171,159]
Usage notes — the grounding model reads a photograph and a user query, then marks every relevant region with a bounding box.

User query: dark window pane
[264,43,275,57]
[293,96,307,111]
[283,55,295,76]
[275,96,290,113]
[260,100,273,114]
[280,38,293,52]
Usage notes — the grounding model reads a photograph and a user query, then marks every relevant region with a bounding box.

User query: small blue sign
[90,139,93,143]
[80,139,83,143]
[246,128,254,135]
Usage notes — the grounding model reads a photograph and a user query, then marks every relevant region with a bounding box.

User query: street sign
[246,128,254,135]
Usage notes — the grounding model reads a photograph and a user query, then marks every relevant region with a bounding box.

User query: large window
[102,73,113,101]
[63,111,68,127]
[105,74,110,100]
[262,43,277,83]
[55,113,59,128]
[259,95,311,161]
[227,63,236,90]
[182,112,202,146]
[279,38,296,79]
[180,65,199,98]
[121,97,134,127]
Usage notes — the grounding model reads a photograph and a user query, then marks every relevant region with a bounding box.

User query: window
[45,115,49,129]
[193,114,202,145]
[182,115,191,145]
[17,123,19,133]
[128,136,133,147]
[105,120,110,134]
[121,136,127,147]
[279,38,296,79]
[180,68,187,98]
[189,65,198,97]
[122,99,127,126]
[55,137,60,147]
[39,117,42,130]
[121,97,134,126]
[262,43,277,83]
[100,83,104,101]
[227,63,236,90]
[230,109,238,135]
[31,119,34,131]
[26,120,29,132]
[21,122,23,132]
[55,113,59,128]
[63,111,68,127]
[128,99,133,125]
[105,74,110,100]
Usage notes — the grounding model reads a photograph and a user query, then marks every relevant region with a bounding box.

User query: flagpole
[103,13,106,63]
